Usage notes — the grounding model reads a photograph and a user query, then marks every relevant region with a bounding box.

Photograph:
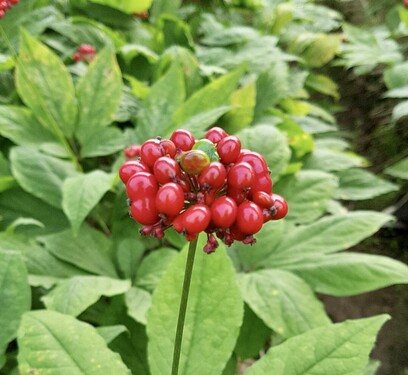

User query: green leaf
[42,276,131,316]
[76,48,122,143]
[245,315,390,375]
[80,127,126,158]
[150,0,181,21]
[0,105,64,155]
[10,146,78,209]
[0,250,31,368]
[88,0,152,13]
[235,304,271,360]
[135,248,178,292]
[38,226,117,278]
[173,67,243,127]
[62,171,114,235]
[385,157,408,180]
[274,170,338,223]
[392,100,408,122]
[305,73,339,100]
[284,252,408,296]
[125,287,152,325]
[237,125,291,179]
[18,310,131,374]
[147,235,243,375]
[384,61,408,89]
[335,168,399,200]
[97,325,128,344]
[138,63,185,140]
[16,30,77,137]
[240,270,330,338]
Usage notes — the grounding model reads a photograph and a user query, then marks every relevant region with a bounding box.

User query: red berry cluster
[119,128,288,253]
[73,44,97,63]
[0,0,19,19]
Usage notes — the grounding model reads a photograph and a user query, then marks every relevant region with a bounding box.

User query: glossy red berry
[227,162,254,190]
[126,172,158,201]
[226,186,247,204]
[181,204,211,235]
[211,196,238,229]
[250,172,272,195]
[160,139,176,158]
[140,138,162,167]
[179,149,210,175]
[236,151,268,175]
[124,145,141,159]
[155,183,185,217]
[252,191,274,208]
[271,193,288,220]
[217,135,241,165]
[153,157,181,184]
[236,201,263,235]
[198,162,227,191]
[205,127,228,144]
[119,160,149,184]
[130,197,159,225]
[170,129,195,151]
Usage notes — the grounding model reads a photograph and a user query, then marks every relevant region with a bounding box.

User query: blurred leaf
[159,15,194,50]
[42,276,131,316]
[285,252,408,296]
[135,248,178,292]
[245,315,389,375]
[274,170,338,223]
[0,250,31,369]
[62,171,114,235]
[88,0,152,13]
[296,33,341,67]
[293,115,337,134]
[384,61,408,89]
[125,287,152,325]
[305,73,339,99]
[237,125,291,179]
[16,30,77,137]
[76,47,122,144]
[147,235,243,375]
[18,310,131,374]
[10,146,78,209]
[150,0,181,21]
[38,226,117,278]
[384,86,408,98]
[138,63,185,140]
[201,26,259,47]
[335,169,399,200]
[240,270,330,338]
[385,157,408,179]
[392,99,408,122]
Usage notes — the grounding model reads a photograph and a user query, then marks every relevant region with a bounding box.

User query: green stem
[171,237,198,375]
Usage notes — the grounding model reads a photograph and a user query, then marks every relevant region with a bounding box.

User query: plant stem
[171,237,198,375]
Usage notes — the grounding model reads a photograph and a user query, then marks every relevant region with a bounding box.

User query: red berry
[79,44,96,54]
[181,204,211,235]
[130,197,159,225]
[229,223,246,241]
[404,0,408,8]
[170,129,195,151]
[141,138,163,167]
[10,0,18,3]
[73,52,81,62]
[211,196,238,229]
[226,186,247,204]
[217,135,241,165]
[119,160,149,184]
[227,162,254,190]
[198,162,227,191]
[250,172,272,195]
[236,151,268,175]
[252,191,274,208]
[126,172,158,201]
[153,157,181,184]
[271,193,288,220]
[124,145,141,159]
[155,183,185,217]
[160,139,176,158]
[236,201,263,235]
[205,127,228,144]
[179,150,210,175]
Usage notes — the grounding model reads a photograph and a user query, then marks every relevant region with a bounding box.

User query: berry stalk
[171,237,198,375]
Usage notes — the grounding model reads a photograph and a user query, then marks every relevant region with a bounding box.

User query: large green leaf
[237,124,291,179]
[76,47,122,145]
[274,170,338,223]
[62,170,115,235]
[80,127,126,158]
[284,252,408,296]
[240,270,330,338]
[42,276,131,316]
[10,146,78,209]
[147,236,243,375]
[38,226,117,278]
[16,30,77,137]
[125,286,152,325]
[0,105,64,156]
[245,315,389,375]
[335,168,399,201]
[385,157,408,180]
[138,63,185,140]
[172,68,243,127]
[0,250,31,369]
[17,310,131,374]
